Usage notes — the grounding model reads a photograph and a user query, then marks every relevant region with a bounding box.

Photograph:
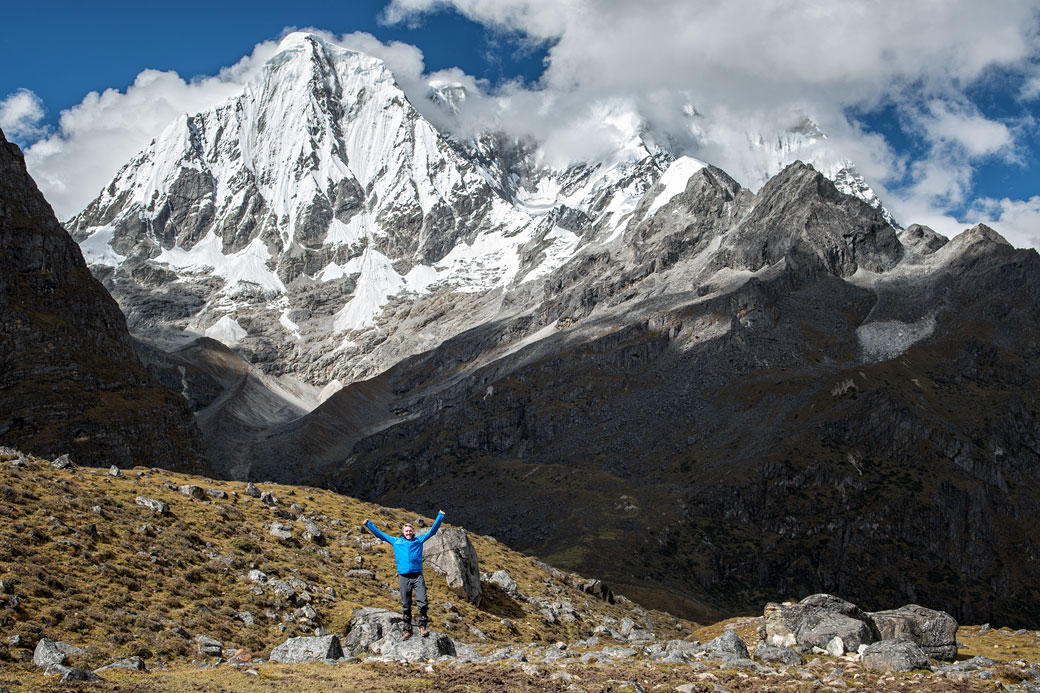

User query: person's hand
[438,510,445,516]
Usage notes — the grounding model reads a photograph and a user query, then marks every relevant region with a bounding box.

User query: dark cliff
[0,129,207,472]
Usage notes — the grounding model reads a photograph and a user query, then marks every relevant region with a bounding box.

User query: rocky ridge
[0,128,205,472]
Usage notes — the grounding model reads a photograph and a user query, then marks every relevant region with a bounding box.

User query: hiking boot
[419,626,429,637]
[402,630,413,640]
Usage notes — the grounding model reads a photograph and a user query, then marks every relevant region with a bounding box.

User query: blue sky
[2,0,1038,248]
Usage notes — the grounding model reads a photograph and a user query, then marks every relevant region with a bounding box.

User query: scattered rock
[244,483,261,498]
[753,641,802,666]
[94,657,146,673]
[206,488,227,499]
[108,465,122,477]
[135,496,169,515]
[261,491,277,506]
[580,578,615,604]
[45,663,101,682]
[488,569,518,596]
[179,484,205,500]
[195,634,223,657]
[50,454,73,470]
[270,522,293,541]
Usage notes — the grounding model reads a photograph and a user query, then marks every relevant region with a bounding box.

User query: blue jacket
[365,512,444,574]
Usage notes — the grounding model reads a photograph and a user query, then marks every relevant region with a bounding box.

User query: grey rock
[645,639,704,663]
[206,488,227,499]
[45,663,102,682]
[247,569,267,584]
[269,635,344,663]
[861,639,930,672]
[488,569,518,596]
[33,638,68,668]
[703,630,750,659]
[869,604,958,660]
[94,656,147,673]
[764,595,875,652]
[580,578,615,604]
[261,491,277,506]
[244,482,261,497]
[424,527,482,605]
[237,611,256,626]
[753,641,802,666]
[135,496,169,515]
[195,634,223,657]
[179,484,206,500]
[270,522,293,540]
[50,454,74,470]
[301,519,324,543]
[346,569,375,580]
[343,607,455,662]
[108,465,122,477]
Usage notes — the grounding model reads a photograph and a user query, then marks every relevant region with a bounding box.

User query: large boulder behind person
[424,527,483,605]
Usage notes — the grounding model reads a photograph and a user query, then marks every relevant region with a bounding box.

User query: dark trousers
[398,572,428,631]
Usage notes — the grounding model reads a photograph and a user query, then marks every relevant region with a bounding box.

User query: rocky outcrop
[763,594,958,660]
[861,639,930,673]
[0,128,206,472]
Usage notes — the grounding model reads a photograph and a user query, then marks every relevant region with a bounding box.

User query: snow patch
[157,232,287,295]
[78,225,126,267]
[205,315,248,346]
[332,247,405,331]
[645,156,706,218]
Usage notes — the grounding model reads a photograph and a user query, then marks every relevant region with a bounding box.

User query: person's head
[402,524,415,540]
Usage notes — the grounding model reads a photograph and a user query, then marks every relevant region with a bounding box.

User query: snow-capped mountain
[69,31,893,396]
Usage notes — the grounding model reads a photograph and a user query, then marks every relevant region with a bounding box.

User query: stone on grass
[135,496,169,515]
[108,465,122,477]
[244,482,261,497]
[179,484,205,500]
[94,656,146,673]
[862,639,930,672]
[33,638,68,668]
[270,635,344,663]
[270,522,292,541]
[343,607,455,662]
[764,594,875,652]
[424,527,482,605]
[195,634,223,657]
[51,454,74,470]
[46,663,101,682]
[488,570,518,596]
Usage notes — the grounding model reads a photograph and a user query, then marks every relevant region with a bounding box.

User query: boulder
[580,579,615,604]
[108,465,122,477]
[645,639,704,663]
[270,523,293,541]
[51,454,74,470]
[135,496,169,515]
[703,630,750,660]
[301,519,324,543]
[869,604,958,660]
[343,608,455,662]
[488,570,518,596]
[195,634,222,657]
[862,639,930,672]
[33,638,68,668]
[764,594,876,652]
[269,635,344,663]
[753,642,802,666]
[260,491,277,506]
[179,484,205,500]
[206,488,227,499]
[424,527,482,605]
[244,482,261,497]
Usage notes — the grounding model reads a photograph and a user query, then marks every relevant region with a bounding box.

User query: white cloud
[967,196,1040,250]
[918,101,1014,159]
[0,89,46,141]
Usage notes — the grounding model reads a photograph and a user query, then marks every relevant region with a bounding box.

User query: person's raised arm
[364,519,394,544]
[416,510,446,543]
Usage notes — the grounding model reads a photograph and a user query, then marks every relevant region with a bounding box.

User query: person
[364,510,445,638]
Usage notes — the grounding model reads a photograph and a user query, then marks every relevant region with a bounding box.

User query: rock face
[0,128,205,471]
[424,528,483,606]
